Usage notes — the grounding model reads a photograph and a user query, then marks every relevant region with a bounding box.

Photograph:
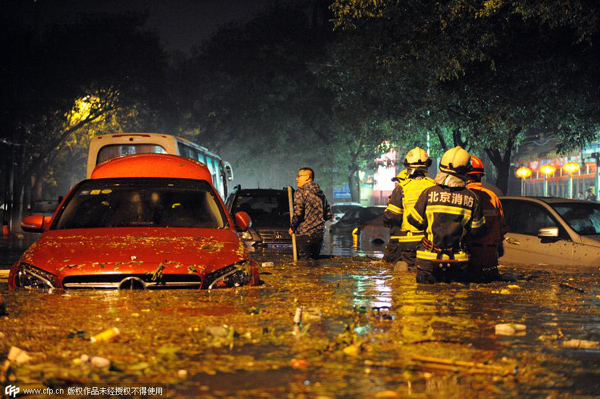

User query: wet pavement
[0,233,599,398]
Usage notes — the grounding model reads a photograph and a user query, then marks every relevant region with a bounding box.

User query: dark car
[358,214,389,251]
[226,187,292,249]
[329,206,385,235]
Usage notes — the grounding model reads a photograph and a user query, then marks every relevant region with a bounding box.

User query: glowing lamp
[515,166,532,179]
[540,164,556,176]
[562,162,580,174]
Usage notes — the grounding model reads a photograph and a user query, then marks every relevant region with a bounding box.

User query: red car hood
[18,228,246,279]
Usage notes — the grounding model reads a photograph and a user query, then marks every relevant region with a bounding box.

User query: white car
[331,202,363,223]
[500,196,600,266]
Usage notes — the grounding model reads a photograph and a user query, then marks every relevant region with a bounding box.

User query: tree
[329,0,600,193]
[175,2,337,191]
[2,12,168,225]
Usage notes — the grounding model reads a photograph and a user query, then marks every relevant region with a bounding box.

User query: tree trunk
[435,127,449,152]
[485,131,517,195]
[452,129,468,150]
[349,169,360,203]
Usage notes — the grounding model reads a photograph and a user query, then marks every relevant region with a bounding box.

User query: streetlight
[515,166,532,196]
[540,164,556,197]
[562,161,580,199]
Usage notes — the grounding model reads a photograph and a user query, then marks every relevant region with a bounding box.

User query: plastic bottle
[90,327,120,343]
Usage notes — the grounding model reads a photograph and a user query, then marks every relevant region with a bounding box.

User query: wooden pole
[288,186,298,261]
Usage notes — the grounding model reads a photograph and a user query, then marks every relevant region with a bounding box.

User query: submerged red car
[9,154,258,290]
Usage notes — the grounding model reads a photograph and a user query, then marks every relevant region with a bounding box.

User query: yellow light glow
[515,166,532,179]
[69,95,100,126]
[562,162,580,175]
[540,164,557,176]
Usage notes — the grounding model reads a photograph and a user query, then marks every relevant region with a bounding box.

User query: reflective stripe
[400,177,435,233]
[417,250,469,262]
[471,216,485,229]
[386,203,403,214]
[409,207,424,224]
[426,205,472,217]
[390,233,424,242]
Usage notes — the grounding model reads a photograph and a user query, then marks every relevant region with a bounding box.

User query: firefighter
[383,147,435,270]
[407,146,485,283]
[466,156,508,282]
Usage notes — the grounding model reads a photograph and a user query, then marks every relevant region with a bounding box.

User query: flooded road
[1,236,599,398]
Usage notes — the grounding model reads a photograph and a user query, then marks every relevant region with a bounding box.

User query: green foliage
[3,12,168,210]
[329,0,600,193]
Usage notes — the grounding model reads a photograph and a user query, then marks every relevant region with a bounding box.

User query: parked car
[10,154,259,290]
[499,196,600,266]
[329,206,385,235]
[357,196,600,266]
[359,214,389,251]
[226,187,292,249]
[331,202,363,222]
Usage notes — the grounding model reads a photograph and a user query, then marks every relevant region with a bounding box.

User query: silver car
[500,197,600,266]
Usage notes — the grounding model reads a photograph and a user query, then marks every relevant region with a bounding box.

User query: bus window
[177,142,197,160]
[197,153,205,164]
[205,156,215,176]
[97,144,166,165]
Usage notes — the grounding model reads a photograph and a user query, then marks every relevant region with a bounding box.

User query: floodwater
[1,235,599,398]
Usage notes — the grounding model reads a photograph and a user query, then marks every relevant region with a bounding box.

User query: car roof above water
[500,196,592,205]
[237,188,287,195]
[90,154,213,182]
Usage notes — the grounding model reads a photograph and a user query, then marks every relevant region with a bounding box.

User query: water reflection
[1,235,599,398]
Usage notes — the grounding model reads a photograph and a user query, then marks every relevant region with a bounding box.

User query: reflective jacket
[407,185,485,261]
[384,175,435,243]
[466,182,508,246]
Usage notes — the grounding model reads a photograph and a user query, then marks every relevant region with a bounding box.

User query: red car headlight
[202,261,253,290]
[15,263,56,290]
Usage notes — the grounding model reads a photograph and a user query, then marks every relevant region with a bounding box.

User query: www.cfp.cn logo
[4,385,20,398]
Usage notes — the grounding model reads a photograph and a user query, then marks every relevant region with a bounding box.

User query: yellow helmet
[439,146,471,177]
[404,147,431,169]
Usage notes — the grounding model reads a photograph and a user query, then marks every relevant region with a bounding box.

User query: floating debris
[495,323,526,336]
[90,327,120,343]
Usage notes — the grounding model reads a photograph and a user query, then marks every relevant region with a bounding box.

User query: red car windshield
[53,178,228,229]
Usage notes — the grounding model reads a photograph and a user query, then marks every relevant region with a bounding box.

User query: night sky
[10,0,273,54]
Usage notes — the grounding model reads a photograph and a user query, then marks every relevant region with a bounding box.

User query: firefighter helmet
[468,156,484,175]
[403,147,432,169]
[439,146,471,177]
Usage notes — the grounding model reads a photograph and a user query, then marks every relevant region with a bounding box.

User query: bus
[87,133,234,199]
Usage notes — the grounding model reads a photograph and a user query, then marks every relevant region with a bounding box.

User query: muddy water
[1,243,599,398]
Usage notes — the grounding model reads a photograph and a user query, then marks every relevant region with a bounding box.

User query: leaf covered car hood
[19,228,247,277]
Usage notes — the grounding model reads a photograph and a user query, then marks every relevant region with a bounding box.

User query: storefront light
[515,166,532,179]
[540,164,557,176]
[562,162,580,174]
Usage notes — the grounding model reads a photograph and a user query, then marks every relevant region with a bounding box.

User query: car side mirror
[21,215,51,233]
[538,226,560,242]
[235,211,252,231]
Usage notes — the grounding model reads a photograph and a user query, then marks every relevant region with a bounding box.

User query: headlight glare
[240,231,253,240]
[16,263,56,290]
